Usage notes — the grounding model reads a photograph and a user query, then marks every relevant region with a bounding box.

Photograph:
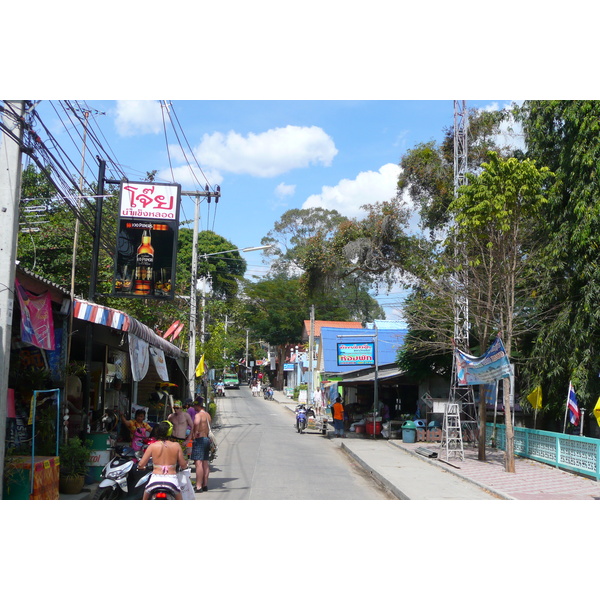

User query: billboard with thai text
[112,182,181,300]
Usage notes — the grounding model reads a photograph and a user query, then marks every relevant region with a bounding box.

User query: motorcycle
[263,386,274,400]
[295,404,307,434]
[93,443,153,500]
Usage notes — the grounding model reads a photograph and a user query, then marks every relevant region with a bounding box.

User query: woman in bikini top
[138,422,187,475]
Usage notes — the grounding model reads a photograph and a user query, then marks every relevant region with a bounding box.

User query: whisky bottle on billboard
[133,230,154,295]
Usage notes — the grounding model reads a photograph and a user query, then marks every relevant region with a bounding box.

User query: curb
[340,441,408,500]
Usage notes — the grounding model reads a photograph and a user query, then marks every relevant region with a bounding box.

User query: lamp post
[187,244,273,398]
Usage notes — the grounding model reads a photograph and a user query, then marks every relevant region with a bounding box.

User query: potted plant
[59,436,93,494]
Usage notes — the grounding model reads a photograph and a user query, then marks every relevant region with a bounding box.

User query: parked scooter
[93,443,153,500]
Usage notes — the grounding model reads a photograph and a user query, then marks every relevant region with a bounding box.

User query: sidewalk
[271,389,600,500]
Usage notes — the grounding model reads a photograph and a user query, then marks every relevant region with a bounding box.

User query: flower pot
[59,474,85,495]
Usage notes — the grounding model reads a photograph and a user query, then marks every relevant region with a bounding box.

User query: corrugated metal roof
[303,320,363,338]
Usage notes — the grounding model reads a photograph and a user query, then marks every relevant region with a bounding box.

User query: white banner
[128,333,149,382]
[149,346,169,381]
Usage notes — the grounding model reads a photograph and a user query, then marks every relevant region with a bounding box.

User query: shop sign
[336,342,375,366]
[112,181,181,301]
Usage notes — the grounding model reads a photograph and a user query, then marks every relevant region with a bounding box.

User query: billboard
[112,182,181,300]
[336,342,375,367]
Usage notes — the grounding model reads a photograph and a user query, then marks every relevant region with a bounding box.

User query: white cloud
[193,125,338,177]
[115,100,163,136]
[156,164,223,188]
[302,163,400,219]
[275,182,296,198]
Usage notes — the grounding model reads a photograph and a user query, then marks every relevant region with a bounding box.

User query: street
[194,385,395,500]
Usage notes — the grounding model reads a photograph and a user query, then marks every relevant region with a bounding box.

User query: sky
[30,98,519,320]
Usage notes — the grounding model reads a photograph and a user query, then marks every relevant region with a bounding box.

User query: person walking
[331,395,345,438]
[191,401,212,492]
[168,400,193,455]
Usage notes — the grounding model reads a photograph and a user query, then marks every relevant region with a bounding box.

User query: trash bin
[401,420,417,444]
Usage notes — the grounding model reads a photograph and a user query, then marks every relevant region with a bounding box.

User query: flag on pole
[195,354,205,377]
[593,397,600,428]
[567,381,580,426]
[527,386,542,410]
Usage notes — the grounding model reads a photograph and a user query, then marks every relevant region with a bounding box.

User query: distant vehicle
[223,372,240,389]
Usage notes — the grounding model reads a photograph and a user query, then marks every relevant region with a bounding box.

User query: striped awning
[72,298,184,359]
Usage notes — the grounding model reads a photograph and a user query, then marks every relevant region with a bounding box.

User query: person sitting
[120,408,153,451]
[137,421,188,500]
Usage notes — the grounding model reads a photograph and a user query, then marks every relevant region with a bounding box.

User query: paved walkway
[272,390,600,500]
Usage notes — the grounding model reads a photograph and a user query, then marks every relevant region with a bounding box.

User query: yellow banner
[527,386,542,410]
[593,397,600,427]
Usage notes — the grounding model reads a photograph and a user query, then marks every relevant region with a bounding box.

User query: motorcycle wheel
[93,486,121,500]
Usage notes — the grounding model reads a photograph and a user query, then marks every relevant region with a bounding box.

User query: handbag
[177,468,195,500]
[208,421,217,450]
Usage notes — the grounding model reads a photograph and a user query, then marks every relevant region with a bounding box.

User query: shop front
[4,269,187,498]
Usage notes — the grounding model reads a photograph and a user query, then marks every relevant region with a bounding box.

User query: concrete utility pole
[308,305,314,406]
[0,100,25,498]
[183,185,220,399]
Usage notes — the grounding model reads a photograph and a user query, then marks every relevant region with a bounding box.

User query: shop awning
[73,298,185,359]
[336,363,405,385]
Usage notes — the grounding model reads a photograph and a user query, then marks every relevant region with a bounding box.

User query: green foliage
[207,402,217,419]
[516,101,600,418]
[59,437,93,477]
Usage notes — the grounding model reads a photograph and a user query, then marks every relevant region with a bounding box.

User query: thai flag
[568,381,580,426]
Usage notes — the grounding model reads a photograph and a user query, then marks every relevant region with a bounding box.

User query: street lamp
[187,244,273,397]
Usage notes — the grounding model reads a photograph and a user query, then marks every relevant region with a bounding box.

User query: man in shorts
[191,402,212,493]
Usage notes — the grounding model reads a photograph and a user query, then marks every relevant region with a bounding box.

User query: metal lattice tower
[442,101,477,461]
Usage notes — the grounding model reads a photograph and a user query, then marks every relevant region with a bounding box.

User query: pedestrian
[168,400,193,455]
[331,395,345,438]
[313,387,324,416]
[188,397,201,424]
[191,400,212,493]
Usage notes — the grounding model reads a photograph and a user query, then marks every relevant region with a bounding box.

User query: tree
[261,207,346,275]
[449,152,553,471]
[516,101,600,423]
[242,275,306,390]
[398,106,518,234]
[261,207,386,323]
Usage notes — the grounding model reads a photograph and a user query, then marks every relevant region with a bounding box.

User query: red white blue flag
[567,381,580,426]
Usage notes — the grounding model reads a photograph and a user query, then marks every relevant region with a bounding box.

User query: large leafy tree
[242,275,306,389]
[517,101,600,423]
[398,106,517,234]
[262,207,385,323]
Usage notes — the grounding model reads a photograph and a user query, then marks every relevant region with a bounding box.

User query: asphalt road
[198,385,395,500]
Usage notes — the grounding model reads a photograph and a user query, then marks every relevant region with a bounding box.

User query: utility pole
[0,100,25,499]
[184,185,220,399]
[308,305,314,407]
[67,109,90,362]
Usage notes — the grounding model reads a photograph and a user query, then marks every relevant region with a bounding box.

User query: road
[196,385,394,500]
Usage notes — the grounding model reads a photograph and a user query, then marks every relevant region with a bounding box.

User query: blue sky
[31,99,519,319]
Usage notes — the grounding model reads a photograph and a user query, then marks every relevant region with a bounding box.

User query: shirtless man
[191,402,212,493]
